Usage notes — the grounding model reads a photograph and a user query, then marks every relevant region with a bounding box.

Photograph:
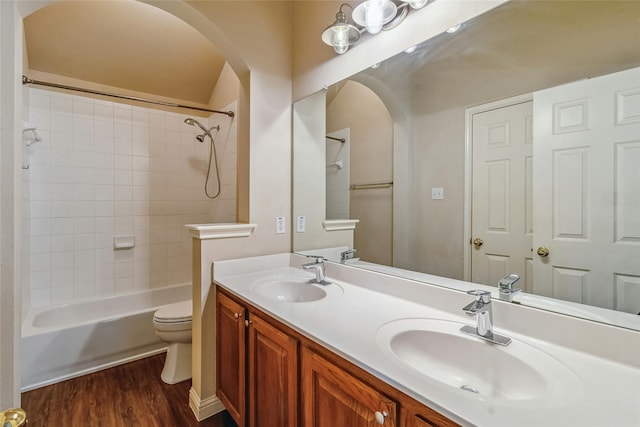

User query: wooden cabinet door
[301,347,396,427]
[400,402,460,427]
[216,291,246,427]
[404,412,442,427]
[248,313,298,427]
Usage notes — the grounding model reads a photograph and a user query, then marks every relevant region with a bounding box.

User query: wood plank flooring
[21,353,237,427]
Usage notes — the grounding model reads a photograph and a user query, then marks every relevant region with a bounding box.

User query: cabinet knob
[244,319,252,327]
[234,312,242,319]
[374,411,388,425]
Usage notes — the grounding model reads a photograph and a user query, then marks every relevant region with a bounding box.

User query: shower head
[184,117,209,134]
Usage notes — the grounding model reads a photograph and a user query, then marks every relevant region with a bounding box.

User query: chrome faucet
[340,249,356,262]
[498,273,521,302]
[301,255,332,285]
[460,290,511,346]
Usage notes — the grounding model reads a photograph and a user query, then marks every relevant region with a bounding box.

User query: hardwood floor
[21,353,238,427]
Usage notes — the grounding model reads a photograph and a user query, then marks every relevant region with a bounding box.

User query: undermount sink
[250,274,336,302]
[376,318,582,406]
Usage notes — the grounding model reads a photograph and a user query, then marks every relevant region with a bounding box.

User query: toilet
[153,300,192,384]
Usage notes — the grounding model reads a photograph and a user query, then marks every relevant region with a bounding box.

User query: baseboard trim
[188,387,226,421]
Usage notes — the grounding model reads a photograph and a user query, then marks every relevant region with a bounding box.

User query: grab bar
[350,182,393,190]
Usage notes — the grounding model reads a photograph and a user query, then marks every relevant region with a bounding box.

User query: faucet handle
[305,255,325,263]
[467,289,491,303]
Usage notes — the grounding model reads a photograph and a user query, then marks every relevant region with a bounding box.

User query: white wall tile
[51,166,74,183]
[51,252,74,270]
[52,217,75,235]
[28,89,237,308]
[51,286,74,304]
[52,268,74,287]
[52,235,74,252]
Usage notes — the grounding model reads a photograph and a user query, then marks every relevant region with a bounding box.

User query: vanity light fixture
[321,0,431,54]
[321,3,361,54]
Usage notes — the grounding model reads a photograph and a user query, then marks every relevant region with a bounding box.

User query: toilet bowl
[153,300,192,384]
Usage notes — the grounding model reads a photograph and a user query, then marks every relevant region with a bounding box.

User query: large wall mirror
[293,1,640,331]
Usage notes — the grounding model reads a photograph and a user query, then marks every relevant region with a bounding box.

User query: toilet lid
[154,300,192,323]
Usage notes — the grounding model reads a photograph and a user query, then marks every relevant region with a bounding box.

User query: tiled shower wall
[26,88,237,307]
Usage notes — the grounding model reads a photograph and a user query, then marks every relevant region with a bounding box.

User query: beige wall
[293,91,354,252]
[327,80,392,265]
[208,62,239,110]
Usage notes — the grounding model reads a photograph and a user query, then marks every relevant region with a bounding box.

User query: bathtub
[21,283,191,391]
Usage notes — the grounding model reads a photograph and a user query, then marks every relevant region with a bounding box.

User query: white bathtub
[21,283,191,391]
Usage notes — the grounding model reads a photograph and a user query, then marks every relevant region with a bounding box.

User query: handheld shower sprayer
[184,118,219,142]
[184,117,223,199]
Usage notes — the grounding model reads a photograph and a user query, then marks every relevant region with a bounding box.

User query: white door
[533,67,640,312]
[471,101,534,289]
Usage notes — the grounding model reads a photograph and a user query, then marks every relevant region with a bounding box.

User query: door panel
[471,101,533,286]
[216,291,246,426]
[533,66,640,312]
[248,314,298,427]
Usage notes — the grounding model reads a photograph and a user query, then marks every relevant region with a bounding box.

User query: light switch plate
[276,216,286,234]
[296,216,306,233]
[432,187,444,200]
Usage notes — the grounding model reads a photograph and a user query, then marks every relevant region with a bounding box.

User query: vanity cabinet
[216,290,246,426]
[247,312,298,427]
[400,399,457,427]
[216,289,298,427]
[301,346,397,427]
[216,287,458,427]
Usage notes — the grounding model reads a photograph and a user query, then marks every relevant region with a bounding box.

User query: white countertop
[212,253,640,427]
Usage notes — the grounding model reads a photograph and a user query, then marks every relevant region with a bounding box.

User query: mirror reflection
[293,1,640,330]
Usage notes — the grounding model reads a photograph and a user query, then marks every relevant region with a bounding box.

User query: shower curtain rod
[22,76,235,118]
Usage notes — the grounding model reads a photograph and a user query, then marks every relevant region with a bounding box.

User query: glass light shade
[403,0,428,9]
[352,0,397,35]
[321,10,361,53]
[334,44,349,54]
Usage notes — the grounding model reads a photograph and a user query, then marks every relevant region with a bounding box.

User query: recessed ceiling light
[404,45,418,54]
[446,24,462,33]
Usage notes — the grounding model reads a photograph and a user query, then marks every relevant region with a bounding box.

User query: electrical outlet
[276,216,286,234]
[296,216,306,233]
[432,187,444,200]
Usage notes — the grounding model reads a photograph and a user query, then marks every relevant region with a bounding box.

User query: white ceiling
[24,0,227,105]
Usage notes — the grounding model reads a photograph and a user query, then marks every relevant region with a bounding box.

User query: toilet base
[161,342,192,384]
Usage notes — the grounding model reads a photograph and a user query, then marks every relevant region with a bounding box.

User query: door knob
[536,246,550,257]
[473,238,484,248]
